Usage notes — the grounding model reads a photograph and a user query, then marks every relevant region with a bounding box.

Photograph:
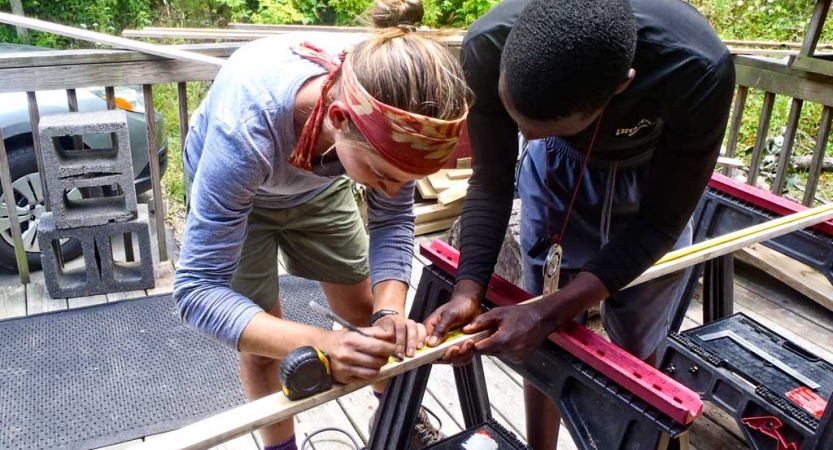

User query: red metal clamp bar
[742,416,800,450]
[419,239,703,425]
[709,172,833,236]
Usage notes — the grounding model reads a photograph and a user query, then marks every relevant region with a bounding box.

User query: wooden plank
[772,98,804,195]
[725,39,833,49]
[729,47,821,56]
[68,294,108,309]
[790,54,833,77]
[230,23,466,38]
[295,400,362,450]
[416,179,438,200]
[627,203,833,288]
[734,63,833,108]
[26,280,68,314]
[799,0,831,56]
[426,170,456,192]
[145,432,260,450]
[747,91,776,187]
[688,410,748,450]
[178,81,190,212]
[95,439,144,450]
[414,202,463,225]
[333,381,464,443]
[489,357,524,388]
[143,84,168,262]
[716,157,744,169]
[130,329,490,450]
[0,43,240,70]
[107,290,148,302]
[341,388,446,447]
[480,357,526,437]
[0,60,222,94]
[804,105,832,206]
[455,157,472,169]
[736,244,833,311]
[128,25,464,44]
[0,12,225,67]
[422,389,464,436]
[724,86,748,176]
[0,284,26,319]
[437,184,467,206]
[415,216,457,236]
[733,286,833,362]
[123,30,274,40]
[445,169,472,180]
[148,261,176,296]
[0,129,30,283]
[733,263,833,334]
[334,388,378,443]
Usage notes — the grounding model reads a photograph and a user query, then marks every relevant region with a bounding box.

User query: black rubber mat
[0,275,332,450]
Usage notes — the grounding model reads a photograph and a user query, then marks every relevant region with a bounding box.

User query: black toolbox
[424,418,530,450]
[659,313,833,450]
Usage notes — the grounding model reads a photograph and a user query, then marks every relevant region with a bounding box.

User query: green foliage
[690,0,833,42]
[3,0,832,204]
[1,0,154,47]
[152,82,212,215]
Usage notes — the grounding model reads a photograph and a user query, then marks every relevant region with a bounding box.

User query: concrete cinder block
[38,212,102,299]
[48,173,138,228]
[38,110,137,228]
[95,204,156,292]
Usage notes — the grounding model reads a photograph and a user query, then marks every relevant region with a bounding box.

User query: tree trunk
[448,199,524,288]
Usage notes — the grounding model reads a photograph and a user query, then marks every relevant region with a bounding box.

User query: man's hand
[372,314,427,358]
[423,279,484,363]
[463,303,553,363]
[319,327,397,385]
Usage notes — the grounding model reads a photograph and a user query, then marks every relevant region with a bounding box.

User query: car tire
[0,143,83,272]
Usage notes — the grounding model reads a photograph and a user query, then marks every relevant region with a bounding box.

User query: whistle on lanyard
[528,236,564,296]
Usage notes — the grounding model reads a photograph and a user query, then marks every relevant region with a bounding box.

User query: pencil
[309,301,404,361]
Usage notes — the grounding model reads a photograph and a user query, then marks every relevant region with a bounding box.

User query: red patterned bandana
[289,41,467,175]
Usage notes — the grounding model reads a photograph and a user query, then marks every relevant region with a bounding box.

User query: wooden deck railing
[2,19,833,285]
[0,43,239,284]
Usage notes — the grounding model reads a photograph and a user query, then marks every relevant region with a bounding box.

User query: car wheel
[0,143,83,272]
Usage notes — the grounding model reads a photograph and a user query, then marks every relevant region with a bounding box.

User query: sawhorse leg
[702,254,734,324]
[367,266,491,449]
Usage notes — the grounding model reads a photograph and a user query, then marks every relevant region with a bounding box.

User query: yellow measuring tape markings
[654,203,833,265]
[387,330,467,364]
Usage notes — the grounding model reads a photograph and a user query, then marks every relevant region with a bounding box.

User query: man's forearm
[534,271,610,331]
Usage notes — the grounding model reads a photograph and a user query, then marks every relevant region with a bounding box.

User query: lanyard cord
[546,108,607,245]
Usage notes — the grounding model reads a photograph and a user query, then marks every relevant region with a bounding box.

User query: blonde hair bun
[369,0,424,29]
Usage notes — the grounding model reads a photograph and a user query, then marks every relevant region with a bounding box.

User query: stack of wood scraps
[414,159,472,236]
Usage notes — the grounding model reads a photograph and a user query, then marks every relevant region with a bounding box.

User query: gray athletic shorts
[518,137,693,359]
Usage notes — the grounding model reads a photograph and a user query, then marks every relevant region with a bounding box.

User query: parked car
[0,43,168,271]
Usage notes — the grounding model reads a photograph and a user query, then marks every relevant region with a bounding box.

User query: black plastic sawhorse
[668,174,833,333]
[368,264,692,450]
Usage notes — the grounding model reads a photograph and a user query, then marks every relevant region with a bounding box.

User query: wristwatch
[369,309,399,326]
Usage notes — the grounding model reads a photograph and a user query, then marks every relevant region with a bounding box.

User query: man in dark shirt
[423,0,735,447]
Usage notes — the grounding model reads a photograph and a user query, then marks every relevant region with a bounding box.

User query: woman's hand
[372,314,427,358]
[319,328,398,384]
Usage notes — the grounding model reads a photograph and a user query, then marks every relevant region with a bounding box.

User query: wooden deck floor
[1,228,831,450]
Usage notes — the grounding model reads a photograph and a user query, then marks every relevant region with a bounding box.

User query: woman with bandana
[173,1,470,449]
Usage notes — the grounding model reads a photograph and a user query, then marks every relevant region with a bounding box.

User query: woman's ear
[614,69,636,95]
[327,101,351,133]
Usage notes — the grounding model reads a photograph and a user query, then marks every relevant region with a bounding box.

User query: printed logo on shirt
[615,118,656,137]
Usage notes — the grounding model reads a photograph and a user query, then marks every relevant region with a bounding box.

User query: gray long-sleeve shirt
[174,34,416,349]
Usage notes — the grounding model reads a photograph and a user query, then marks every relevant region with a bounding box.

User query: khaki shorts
[187,175,369,312]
